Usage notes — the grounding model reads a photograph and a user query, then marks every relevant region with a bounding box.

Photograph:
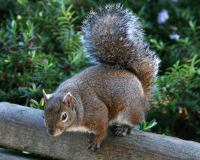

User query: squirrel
[42,4,160,151]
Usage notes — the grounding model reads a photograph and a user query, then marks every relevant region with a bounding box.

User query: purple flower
[157,9,169,24]
[169,34,180,40]
[171,0,178,2]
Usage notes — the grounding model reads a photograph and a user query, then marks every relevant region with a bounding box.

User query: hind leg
[128,107,145,127]
[113,107,144,137]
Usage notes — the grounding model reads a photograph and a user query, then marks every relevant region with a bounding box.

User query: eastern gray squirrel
[43,4,160,151]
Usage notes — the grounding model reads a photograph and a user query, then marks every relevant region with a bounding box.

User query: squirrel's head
[42,90,77,136]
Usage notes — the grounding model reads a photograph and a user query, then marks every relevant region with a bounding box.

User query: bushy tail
[81,4,160,98]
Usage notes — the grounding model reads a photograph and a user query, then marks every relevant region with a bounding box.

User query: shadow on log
[0,102,200,160]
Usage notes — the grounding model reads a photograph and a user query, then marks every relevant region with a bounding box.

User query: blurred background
[0,0,199,143]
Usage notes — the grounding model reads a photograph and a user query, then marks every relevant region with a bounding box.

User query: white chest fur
[67,126,94,133]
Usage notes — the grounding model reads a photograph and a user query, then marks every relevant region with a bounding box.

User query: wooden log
[0,102,200,160]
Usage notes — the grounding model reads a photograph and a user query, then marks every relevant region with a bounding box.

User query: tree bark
[0,102,200,160]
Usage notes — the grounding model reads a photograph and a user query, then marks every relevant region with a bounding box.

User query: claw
[87,141,101,151]
[87,138,92,144]
[114,126,131,137]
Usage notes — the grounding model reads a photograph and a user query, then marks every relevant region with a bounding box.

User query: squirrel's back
[57,64,147,112]
[81,4,160,99]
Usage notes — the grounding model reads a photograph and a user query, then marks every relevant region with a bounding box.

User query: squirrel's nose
[48,129,54,136]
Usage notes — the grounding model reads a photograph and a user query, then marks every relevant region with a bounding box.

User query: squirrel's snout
[48,129,55,136]
[47,128,62,136]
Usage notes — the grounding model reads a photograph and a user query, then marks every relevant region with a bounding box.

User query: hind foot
[114,126,131,137]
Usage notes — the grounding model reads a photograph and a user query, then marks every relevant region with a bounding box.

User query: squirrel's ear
[42,89,52,102]
[63,92,73,107]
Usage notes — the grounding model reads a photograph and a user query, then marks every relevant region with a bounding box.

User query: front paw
[87,141,101,151]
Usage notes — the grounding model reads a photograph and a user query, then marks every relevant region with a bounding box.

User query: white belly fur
[67,126,94,133]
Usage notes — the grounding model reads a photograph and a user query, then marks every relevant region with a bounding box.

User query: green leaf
[11,20,17,32]
[30,99,39,108]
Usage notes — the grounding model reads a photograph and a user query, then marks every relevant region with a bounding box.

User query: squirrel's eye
[62,112,67,121]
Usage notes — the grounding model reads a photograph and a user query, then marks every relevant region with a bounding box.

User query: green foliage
[0,0,89,105]
[133,119,158,131]
[30,98,44,109]
[139,119,158,131]
[148,56,200,140]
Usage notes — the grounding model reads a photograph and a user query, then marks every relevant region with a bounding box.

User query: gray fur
[81,4,160,98]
